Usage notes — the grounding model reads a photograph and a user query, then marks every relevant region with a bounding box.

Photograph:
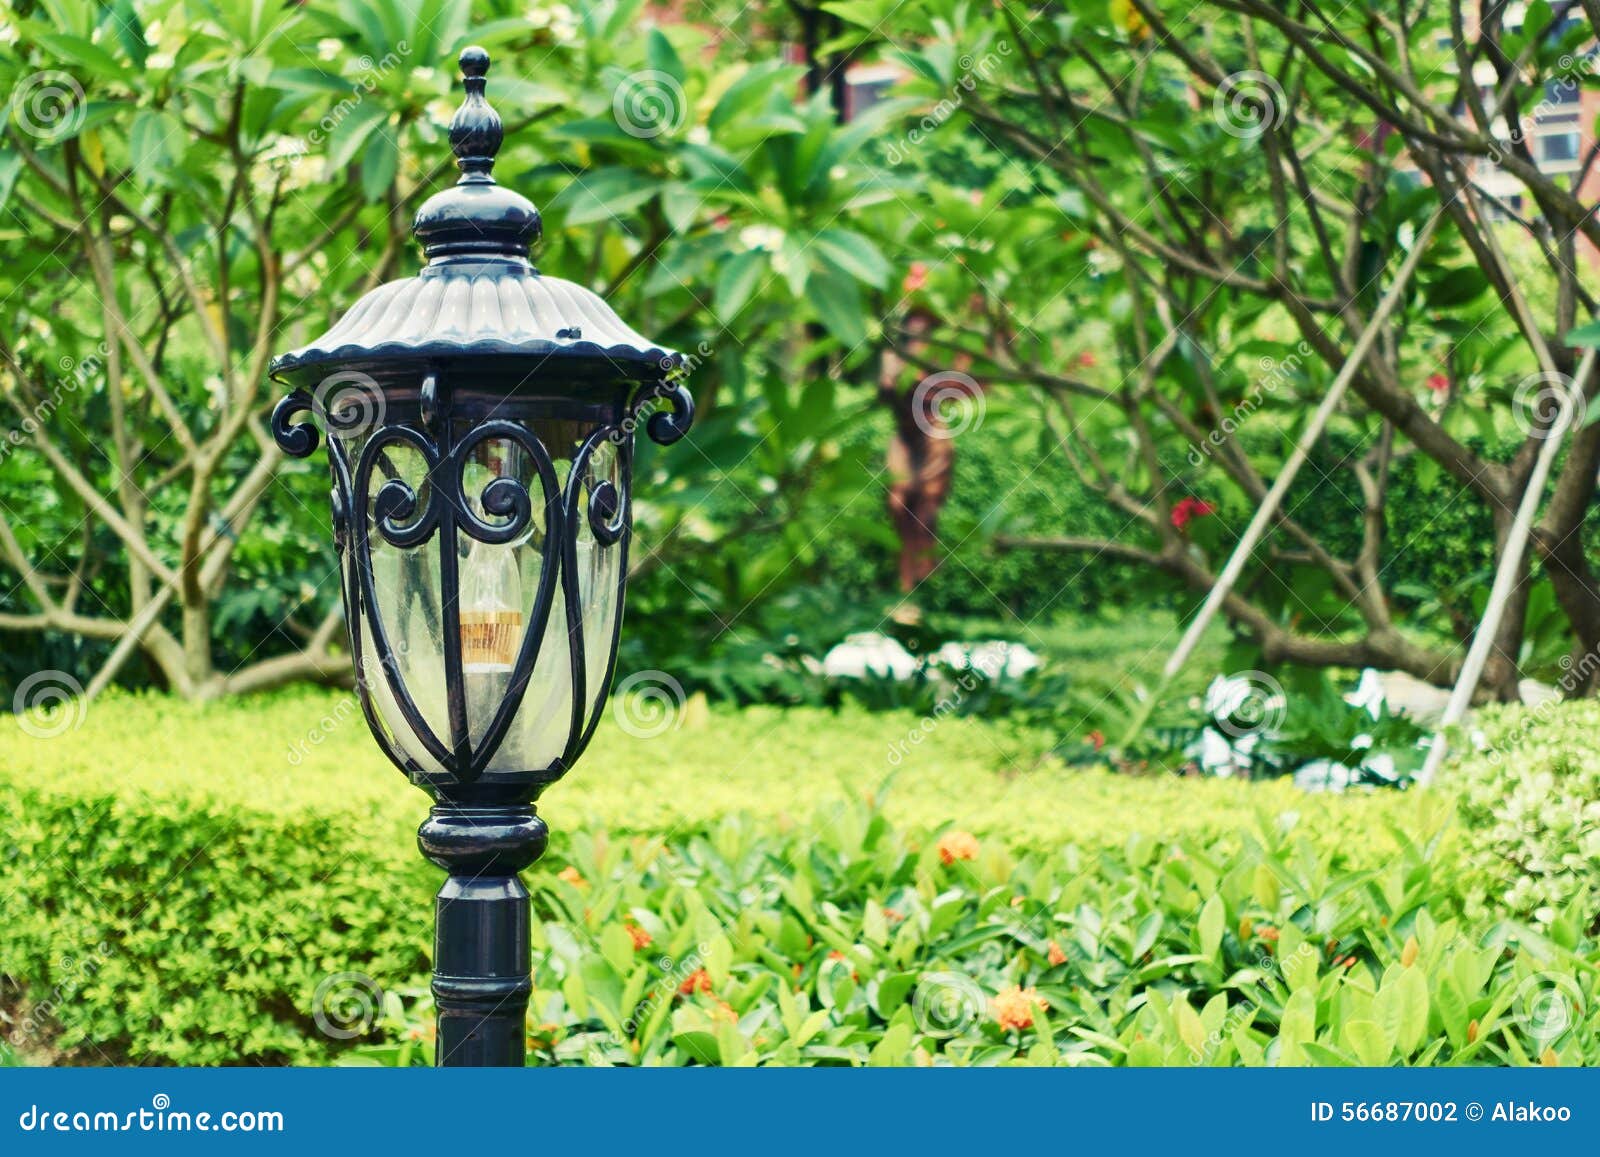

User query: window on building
[1541,130,1581,163]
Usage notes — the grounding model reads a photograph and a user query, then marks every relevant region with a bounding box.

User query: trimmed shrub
[1447,699,1600,929]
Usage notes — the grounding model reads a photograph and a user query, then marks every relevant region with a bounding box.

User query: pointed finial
[449,46,502,181]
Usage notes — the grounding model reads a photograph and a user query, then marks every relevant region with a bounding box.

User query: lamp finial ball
[460,45,490,78]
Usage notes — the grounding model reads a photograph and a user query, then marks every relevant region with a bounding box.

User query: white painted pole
[1418,345,1598,782]
[1117,213,1445,751]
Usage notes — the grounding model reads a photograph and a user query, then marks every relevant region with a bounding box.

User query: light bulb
[460,539,523,674]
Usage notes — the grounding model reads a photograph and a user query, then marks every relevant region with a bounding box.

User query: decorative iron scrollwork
[453,420,541,546]
[358,425,443,550]
[272,390,320,458]
[628,380,695,446]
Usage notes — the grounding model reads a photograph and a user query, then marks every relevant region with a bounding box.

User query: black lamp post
[268,45,692,1067]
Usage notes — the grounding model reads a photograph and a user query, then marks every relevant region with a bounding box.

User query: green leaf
[804,268,865,347]
[645,28,686,85]
[359,131,397,203]
[810,228,890,288]
[0,150,21,215]
[1565,318,1600,347]
[868,1019,912,1065]
[1343,1018,1394,1066]
[714,250,766,322]
[599,924,635,975]
[871,972,917,1019]
[322,100,389,172]
[1198,894,1224,961]
[550,167,662,227]
[128,110,184,186]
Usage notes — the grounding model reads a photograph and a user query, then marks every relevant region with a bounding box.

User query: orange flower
[1258,926,1280,942]
[678,968,713,996]
[902,261,929,293]
[883,907,906,923]
[557,866,584,887]
[626,922,652,951]
[1047,941,1068,966]
[711,1000,739,1024]
[937,830,980,865]
[990,985,1048,1032]
[827,950,846,962]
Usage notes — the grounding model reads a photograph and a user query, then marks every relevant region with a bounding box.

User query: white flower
[411,66,437,85]
[317,38,342,62]
[144,19,162,45]
[0,24,16,46]
[738,224,783,253]
[687,125,710,146]
[426,98,456,127]
[147,51,174,71]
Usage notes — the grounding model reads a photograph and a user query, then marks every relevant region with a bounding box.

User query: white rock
[822,633,918,680]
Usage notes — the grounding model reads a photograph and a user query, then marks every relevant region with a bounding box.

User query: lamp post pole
[269,43,692,1068]
[419,800,547,1067]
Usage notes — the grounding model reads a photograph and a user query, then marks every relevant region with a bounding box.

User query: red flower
[626,922,652,951]
[1170,497,1216,531]
[1087,729,1105,751]
[678,968,713,996]
[937,831,980,865]
[902,261,929,293]
[1426,372,1450,394]
[1076,351,1097,368]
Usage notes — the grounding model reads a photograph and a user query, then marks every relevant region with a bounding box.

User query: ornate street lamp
[269,45,692,1067]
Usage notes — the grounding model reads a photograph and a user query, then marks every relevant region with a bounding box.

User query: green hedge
[1448,698,1600,927]
[1,690,1596,1066]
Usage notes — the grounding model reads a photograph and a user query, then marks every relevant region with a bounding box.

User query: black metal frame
[272,373,690,1065]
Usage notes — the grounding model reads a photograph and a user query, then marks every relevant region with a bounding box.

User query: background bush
[3,690,1597,1067]
[1448,699,1600,930]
